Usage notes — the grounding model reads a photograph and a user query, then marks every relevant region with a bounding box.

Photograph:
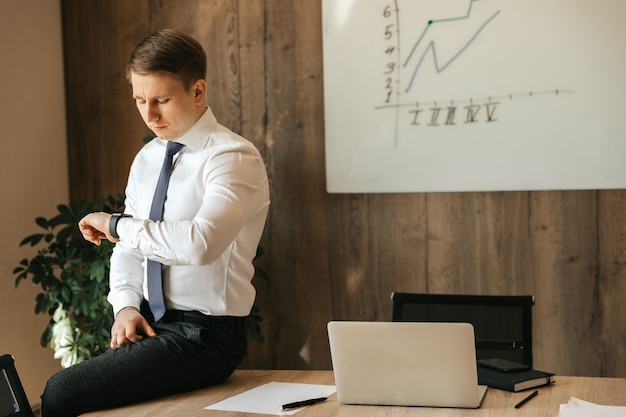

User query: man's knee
[41,371,78,417]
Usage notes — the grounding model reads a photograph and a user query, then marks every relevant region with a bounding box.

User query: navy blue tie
[147,141,184,321]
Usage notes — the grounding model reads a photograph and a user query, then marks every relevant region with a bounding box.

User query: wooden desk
[84,370,626,417]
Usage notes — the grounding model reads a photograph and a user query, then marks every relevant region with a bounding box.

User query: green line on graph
[403,0,484,67]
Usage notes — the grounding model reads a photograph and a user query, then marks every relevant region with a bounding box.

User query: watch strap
[109,213,132,239]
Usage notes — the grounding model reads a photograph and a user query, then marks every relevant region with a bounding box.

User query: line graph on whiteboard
[373,0,573,147]
[322,0,625,193]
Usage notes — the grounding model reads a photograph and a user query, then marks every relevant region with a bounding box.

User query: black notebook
[477,364,555,392]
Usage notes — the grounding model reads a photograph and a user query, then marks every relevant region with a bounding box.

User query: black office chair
[391,292,534,367]
[0,354,35,417]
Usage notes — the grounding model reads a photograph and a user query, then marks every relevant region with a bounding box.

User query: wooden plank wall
[61,0,625,377]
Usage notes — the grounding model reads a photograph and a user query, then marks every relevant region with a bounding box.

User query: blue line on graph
[404,9,501,93]
[403,0,483,67]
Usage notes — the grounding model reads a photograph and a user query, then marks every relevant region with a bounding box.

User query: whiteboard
[322,0,626,193]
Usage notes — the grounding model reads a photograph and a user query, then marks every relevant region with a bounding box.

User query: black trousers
[40,314,247,417]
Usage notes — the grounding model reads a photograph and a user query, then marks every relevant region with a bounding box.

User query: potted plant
[14,196,123,367]
[14,195,267,368]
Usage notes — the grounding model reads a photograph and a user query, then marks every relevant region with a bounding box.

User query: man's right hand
[78,212,115,245]
[110,307,157,349]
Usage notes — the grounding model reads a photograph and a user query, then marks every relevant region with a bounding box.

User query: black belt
[162,310,247,330]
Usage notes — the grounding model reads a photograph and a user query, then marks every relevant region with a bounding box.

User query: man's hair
[126,29,207,90]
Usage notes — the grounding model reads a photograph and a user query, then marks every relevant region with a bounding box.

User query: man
[41,29,270,416]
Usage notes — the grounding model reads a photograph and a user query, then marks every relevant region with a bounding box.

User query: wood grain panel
[529,191,601,375]
[598,190,626,377]
[325,193,429,324]
[62,0,151,200]
[262,0,334,370]
[426,192,533,295]
[61,0,626,377]
[235,0,274,370]
[363,193,428,320]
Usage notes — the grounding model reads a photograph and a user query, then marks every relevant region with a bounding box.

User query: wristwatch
[109,213,132,239]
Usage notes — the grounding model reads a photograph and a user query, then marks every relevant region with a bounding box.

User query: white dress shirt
[108,106,270,317]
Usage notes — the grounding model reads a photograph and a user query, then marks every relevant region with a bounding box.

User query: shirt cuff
[115,217,144,247]
[108,293,143,316]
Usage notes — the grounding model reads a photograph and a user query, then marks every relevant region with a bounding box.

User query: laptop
[327,321,488,408]
[0,355,35,417]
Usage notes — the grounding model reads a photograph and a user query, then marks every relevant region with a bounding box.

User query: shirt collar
[173,105,217,149]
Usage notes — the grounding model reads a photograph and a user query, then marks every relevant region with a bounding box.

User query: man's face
[130,71,206,140]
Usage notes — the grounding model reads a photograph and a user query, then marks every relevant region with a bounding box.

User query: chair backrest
[391,292,534,367]
[0,354,34,417]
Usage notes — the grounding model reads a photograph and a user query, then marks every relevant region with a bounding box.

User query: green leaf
[13,261,27,276]
[35,217,49,229]
[89,260,106,281]
[19,233,44,247]
[56,203,73,220]
[56,225,74,245]
[35,293,52,314]
[41,323,53,348]
[61,286,71,303]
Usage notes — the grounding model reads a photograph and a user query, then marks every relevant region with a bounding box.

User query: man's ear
[193,80,206,103]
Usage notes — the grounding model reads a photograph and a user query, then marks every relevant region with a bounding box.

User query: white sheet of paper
[558,397,626,417]
[205,382,337,415]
